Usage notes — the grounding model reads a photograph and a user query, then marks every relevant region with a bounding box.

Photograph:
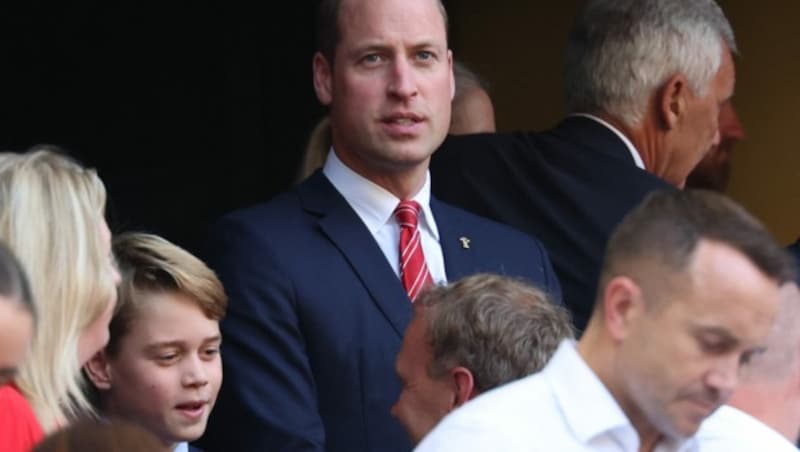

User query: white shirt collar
[548,340,633,445]
[322,148,440,241]
[173,442,189,452]
[570,113,646,170]
[548,340,697,451]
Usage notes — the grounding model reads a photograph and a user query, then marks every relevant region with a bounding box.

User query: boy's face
[104,292,222,446]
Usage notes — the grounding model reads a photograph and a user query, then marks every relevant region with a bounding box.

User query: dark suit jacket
[197,171,561,452]
[430,116,672,331]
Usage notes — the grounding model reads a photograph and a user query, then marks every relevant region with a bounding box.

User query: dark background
[2,3,327,251]
[2,1,797,250]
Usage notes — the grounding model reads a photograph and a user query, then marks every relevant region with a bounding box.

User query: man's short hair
[599,190,795,310]
[315,0,449,66]
[106,232,228,357]
[564,0,737,126]
[0,240,34,321]
[416,273,573,393]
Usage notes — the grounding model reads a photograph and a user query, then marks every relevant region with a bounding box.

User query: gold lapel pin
[459,237,471,249]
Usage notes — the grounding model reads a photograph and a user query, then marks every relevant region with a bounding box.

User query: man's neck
[159,439,179,452]
[332,148,429,200]
[577,326,665,452]
[593,112,657,171]
[635,424,665,452]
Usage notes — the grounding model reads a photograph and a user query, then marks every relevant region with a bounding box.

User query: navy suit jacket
[198,171,560,452]
[430,116,673,331]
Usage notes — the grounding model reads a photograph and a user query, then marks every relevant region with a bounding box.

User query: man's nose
[388,58,418,100]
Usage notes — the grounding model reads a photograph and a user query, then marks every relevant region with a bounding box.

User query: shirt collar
[547,340,633,446]
[569,113,646,170]
[322,148,439,240]
[173,442,189,452]
[547,340,696,451]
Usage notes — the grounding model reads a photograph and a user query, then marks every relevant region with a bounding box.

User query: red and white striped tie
[395,200,433,301]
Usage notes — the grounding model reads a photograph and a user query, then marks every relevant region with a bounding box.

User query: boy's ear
[84,349,113,390]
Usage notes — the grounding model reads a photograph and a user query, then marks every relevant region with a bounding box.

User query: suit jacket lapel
[298,171,412,337]
[432,198,477,281]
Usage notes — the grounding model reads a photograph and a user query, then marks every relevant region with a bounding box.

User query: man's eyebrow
[693,326,738,344]
[350,43,392,55]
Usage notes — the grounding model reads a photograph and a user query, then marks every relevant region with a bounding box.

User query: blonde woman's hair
[0,147,117,431]
[296,116,331,184]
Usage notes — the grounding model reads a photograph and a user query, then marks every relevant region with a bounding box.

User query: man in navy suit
[197,0,560,451]
[430,0,738,331]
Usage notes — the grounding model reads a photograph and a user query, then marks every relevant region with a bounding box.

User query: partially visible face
[449,86,496,135]
[0,299,34,386]
[391,310,454,445]
[666,42,736,188]
[616,240,780,440]
[104,293,222,446]
[685,102,745,191]
[314,0,454,184]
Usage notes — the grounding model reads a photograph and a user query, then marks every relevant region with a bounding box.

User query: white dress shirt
[414,340,698,452]
[173,442,188,452]
[570,113,646,170]
[323,149,447,285]
[696,405,797,451]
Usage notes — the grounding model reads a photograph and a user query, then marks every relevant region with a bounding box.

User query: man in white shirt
[415,190,795,452]
[695,282,800,450]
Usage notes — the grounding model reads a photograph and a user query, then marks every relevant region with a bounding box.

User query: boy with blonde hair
[85,233,227,452]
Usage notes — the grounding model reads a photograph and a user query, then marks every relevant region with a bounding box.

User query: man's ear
[450,366,476,409]
[313,52,334,106]
[603,276,644,342]
[84,349,113,391]
[658,73,690,130]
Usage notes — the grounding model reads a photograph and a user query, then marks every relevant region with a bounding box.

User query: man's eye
[203,348,220,358]
[362,54,383,64]
[417,51,434,60]
[739,350,759,367]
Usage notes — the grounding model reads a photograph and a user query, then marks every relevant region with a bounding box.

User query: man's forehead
[337,0,447,41]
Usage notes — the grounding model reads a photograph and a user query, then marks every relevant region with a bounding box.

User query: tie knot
[395,200,421,229]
